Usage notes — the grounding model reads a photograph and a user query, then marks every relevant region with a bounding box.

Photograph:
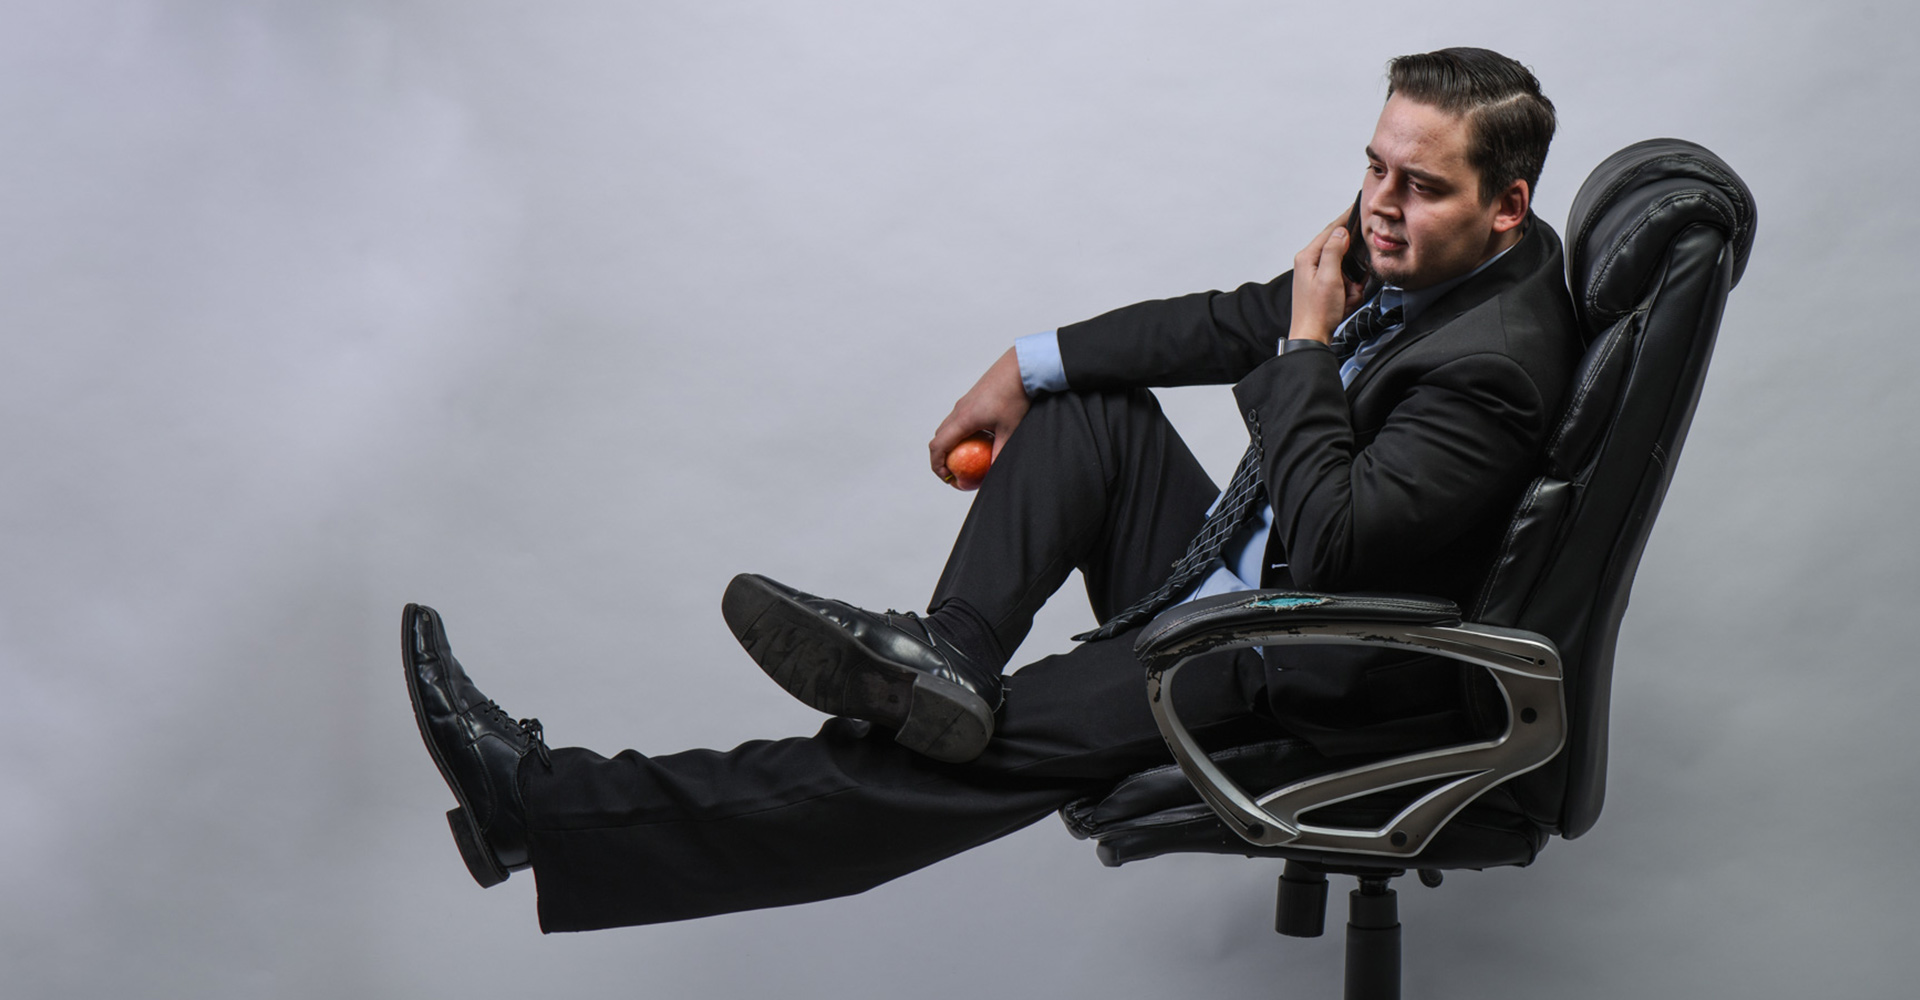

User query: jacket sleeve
[1054,273,1295,389]
[1232,345,1549,592]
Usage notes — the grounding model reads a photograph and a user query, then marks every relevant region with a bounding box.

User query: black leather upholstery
[1065,138,1756,863]
[1487,139,1755,836]
[1567,139,1756,332]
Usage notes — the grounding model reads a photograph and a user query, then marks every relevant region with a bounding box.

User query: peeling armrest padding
[1135,590,1462,661]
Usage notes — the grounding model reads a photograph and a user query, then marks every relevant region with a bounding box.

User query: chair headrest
[1565,138,1757,334]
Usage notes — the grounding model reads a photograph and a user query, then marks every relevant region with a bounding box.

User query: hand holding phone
[1292,201,1371,344]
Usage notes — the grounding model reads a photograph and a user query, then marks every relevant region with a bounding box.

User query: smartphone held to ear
[1340,192,1373,287]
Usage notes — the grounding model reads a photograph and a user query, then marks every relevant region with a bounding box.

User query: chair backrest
[1470,139,1756,837]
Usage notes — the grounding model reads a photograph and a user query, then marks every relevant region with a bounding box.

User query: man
[404,47,1581,932]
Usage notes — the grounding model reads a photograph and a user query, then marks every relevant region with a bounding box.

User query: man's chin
[1373,255,1458,292]
[1370,262,1415,288]
[1364,246,1410,287]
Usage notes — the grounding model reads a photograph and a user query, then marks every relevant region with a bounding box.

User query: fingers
[929,414,967,480]
[1318,225,1348,275]
[930,407,998,489]
[1295,218,1340,270]
[931,411,1021,490]
[1343,273,1368,315]
[1291,215,1356,344]
[1295,221,1349,289]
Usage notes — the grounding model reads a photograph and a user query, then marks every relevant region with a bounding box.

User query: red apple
[947,433,993,487]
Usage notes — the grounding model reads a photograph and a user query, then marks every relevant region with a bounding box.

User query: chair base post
[1344,876,1401,1000]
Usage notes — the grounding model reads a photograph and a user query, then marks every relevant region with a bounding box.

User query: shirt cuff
[1014,331,1068,397]
[1282,338,1333,354]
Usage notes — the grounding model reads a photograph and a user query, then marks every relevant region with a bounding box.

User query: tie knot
[1334,301,1403,361]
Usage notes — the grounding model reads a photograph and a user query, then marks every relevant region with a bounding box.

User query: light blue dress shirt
[1012,245,1514,606]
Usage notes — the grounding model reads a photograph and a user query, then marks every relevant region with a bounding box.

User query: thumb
[1319,226,1348,273]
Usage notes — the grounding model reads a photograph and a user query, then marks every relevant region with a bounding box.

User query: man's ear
[1491,178,1530,234]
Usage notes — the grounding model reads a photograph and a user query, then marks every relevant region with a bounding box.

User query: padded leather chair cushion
[1060,738,1547,870]
[1566,138,1757,334]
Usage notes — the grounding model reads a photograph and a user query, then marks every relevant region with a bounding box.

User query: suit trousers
[522,390,1290,932]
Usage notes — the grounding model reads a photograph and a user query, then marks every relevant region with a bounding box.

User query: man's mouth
[1370,230,1406,253]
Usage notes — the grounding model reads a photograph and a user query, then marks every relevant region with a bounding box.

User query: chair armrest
[1135,590,1465,658]
[1139,589,1564,858]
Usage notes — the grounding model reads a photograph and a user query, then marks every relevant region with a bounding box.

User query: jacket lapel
[1344,215,1549,402]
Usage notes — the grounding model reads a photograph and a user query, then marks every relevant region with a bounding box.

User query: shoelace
[475,699,552,769]
[883,609,935,646]
[520,717,552,769]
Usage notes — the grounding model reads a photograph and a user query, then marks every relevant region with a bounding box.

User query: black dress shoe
[402,603,551,888]
[721,573,1003,763]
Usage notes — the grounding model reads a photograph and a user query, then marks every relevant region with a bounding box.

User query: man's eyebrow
[1364,145,1450,188]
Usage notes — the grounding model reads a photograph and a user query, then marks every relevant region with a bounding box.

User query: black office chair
[1059,139,1757,999]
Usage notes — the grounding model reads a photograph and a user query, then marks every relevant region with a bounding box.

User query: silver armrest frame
[1145,620,1564,858]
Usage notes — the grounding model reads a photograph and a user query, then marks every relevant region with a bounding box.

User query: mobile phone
[1340,192,1372,286]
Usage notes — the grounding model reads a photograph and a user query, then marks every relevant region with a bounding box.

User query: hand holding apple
[945,432,993,489]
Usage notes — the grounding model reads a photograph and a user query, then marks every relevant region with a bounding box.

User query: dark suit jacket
[1055,216,1582,755]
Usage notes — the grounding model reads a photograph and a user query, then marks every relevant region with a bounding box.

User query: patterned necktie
[1074,418,1268,642]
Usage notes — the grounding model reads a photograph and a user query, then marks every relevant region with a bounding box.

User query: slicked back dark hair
[1387,48,1556,204]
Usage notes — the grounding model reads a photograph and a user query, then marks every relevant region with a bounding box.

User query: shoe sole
[721,575,993,763]
[401,603,511,888]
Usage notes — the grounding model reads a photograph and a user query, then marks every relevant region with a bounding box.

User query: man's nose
[1366,181,1402,219]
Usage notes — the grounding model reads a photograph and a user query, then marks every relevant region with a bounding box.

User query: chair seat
[1061,738,1549,870]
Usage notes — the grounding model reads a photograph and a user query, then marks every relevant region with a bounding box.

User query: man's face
[1358,94,1523,290]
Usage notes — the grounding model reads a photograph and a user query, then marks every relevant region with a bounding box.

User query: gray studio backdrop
[3,1,1912,997]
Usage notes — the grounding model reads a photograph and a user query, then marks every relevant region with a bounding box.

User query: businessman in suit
[404,47,1582,932]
